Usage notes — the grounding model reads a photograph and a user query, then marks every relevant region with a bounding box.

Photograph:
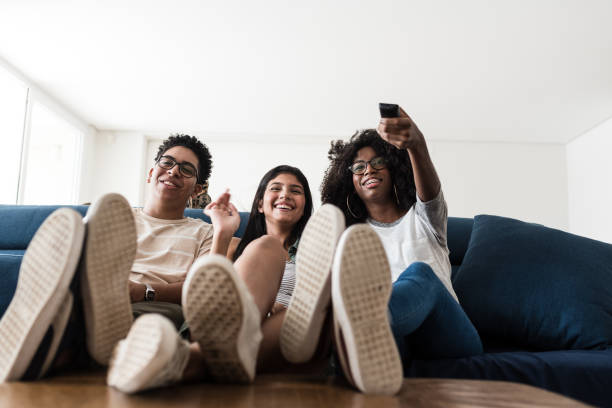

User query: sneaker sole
[107,314,180,394]
[0,208,84,382]
[331,224,403,395]
[81,193,136,366]
[280,204,345,363]
[182,255,261,383]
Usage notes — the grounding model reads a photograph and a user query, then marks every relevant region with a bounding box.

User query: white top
[129,209,214,284]
[275,261,296,307]
[367,190,458,303]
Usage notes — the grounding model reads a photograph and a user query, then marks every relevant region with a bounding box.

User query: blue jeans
[388,262,483,369]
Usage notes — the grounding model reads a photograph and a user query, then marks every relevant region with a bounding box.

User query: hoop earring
[346,192,361,219]
[394,184,400,206]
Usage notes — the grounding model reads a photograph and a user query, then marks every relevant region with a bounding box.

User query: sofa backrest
[0,204,472,316]
[446,217,474,279]
[0,204,472,272]
[0,205,250,250]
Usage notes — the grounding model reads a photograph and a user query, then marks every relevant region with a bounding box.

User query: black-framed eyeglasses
[156,155,199,179]
[348,157,387,175]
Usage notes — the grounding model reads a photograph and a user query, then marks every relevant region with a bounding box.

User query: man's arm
[129,281,183,304]
[378,107,441,202]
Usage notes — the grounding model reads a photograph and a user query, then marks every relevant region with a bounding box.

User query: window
[21,102,81,204]
[0,63,83,205]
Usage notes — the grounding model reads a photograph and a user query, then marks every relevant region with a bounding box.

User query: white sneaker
[0,208,84,382]
[80,193,136,366]
[107,314,190,394]
[37,292,74,379]
[182,255,262,383]
[280,204,345,363]
[331,224,403,395]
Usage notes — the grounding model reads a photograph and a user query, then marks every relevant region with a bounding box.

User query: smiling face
[352,146,393,206]
[258,172,306,228]
[148,145,202,207]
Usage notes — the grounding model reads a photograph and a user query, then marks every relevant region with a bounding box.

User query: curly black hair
[320,129,416,226]
[155,134,212,185]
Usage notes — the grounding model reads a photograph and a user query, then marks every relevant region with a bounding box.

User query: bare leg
[181,343,208,381]
[233,235,331,374]
[233,235,286,320]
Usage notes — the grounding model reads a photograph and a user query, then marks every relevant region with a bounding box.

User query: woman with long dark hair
[232,165,313,261]
[226,165,344,371]
[320,107,483,394]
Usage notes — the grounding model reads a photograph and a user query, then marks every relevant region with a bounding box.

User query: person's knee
[398,262,436,282]
[247,235,285,261]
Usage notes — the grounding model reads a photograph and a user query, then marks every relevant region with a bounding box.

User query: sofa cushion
[454,215,612,350]
[0,205,88,249]
[408,348,612,408]
[0,250,23,318]
[447,217,473,268]
[447,217,473,280]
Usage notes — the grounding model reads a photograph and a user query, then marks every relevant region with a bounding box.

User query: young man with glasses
[1,134,287,385]
[127,135,216,327]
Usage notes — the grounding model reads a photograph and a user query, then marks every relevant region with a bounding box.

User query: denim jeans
[388,262,483,369]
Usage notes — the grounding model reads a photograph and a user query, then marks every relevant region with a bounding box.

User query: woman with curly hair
[321,107,483,394]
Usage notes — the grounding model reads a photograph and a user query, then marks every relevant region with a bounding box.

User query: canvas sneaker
[280,204,345,363]
[331,224,403,395]
[182,255,262,383]
[0,208,84,382]
[80,193,136,366]
[36,291,74,379]
[107,313,190,393]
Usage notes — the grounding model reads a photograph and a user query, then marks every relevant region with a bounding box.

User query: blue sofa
[1,205,611,407]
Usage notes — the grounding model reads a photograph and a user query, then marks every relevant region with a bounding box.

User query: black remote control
[379,103,400,118]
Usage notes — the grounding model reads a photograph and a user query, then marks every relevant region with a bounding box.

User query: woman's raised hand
[204,189,240,236]
[377,107,425,151]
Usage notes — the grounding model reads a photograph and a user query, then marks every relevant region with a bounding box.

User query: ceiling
[1,0,611,143]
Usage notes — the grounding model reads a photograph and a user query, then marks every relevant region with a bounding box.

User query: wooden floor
[0,370,590,408]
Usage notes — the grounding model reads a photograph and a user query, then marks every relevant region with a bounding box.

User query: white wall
[137,135,331,210]
[567,117,612,244]
[430,140,568,230]
[77,126,98,204]
[88,131,147,205]
[88,132,569,231]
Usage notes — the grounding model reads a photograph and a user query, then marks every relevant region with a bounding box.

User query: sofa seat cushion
[407,348,612,408]
[0,250,24,318]
[454,215,612,350]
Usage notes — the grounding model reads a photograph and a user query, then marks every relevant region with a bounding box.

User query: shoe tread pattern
[281,205,343,362]
[0,209,82,381]
[107,314,163,391]
[184,264,250,383]
[82,194,136,365]
[337,226,403,395]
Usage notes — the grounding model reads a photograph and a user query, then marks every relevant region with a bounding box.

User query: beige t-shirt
[129,209,214,284]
